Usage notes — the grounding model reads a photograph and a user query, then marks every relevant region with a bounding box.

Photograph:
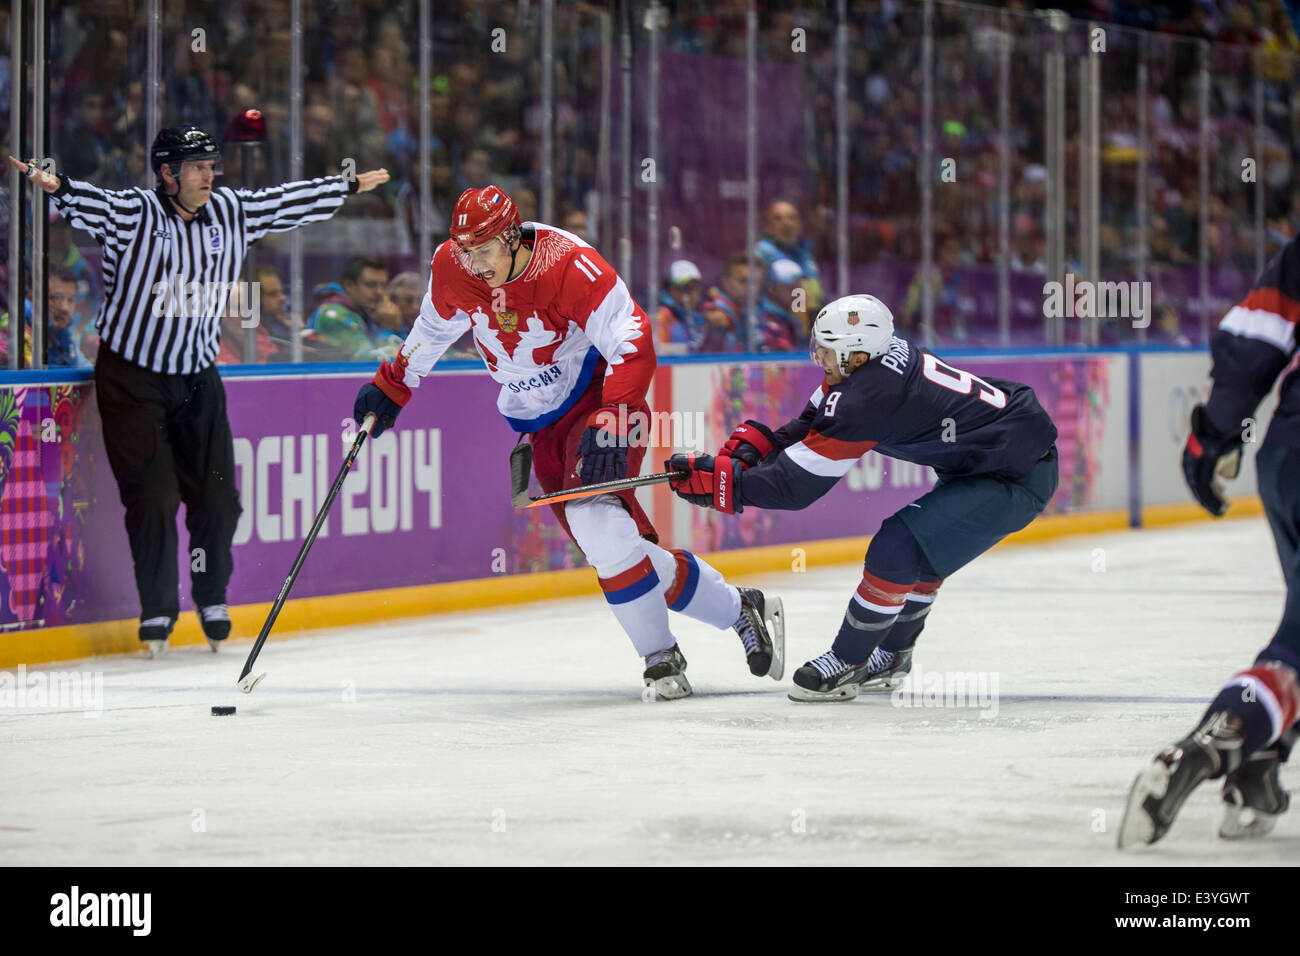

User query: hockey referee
[8,128,389,656]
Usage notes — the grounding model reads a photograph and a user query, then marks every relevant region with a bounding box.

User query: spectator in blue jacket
[655,259,739,355]
[47,268,88,367]
[0,268,86,368]
[754,199,823,317]
[754,257,807,352]
[703,252,762,350]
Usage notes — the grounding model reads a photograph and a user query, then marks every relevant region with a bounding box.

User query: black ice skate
[1118,710,1243,849]
[733,588,785,680]
[857,645,914,693]
[1219,727,1295,840]
[788,650,869,702]
[197,604,231,652]
[643,644,692,700]
[139,616,175,659]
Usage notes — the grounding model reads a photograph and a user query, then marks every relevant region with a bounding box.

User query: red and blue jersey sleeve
[738,379,892,511]
[735,337,1058,510]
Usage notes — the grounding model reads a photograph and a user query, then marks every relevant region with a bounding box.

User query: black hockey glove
[354,354,412,439]
[1182,404,1242,517]
[577,405,640,485]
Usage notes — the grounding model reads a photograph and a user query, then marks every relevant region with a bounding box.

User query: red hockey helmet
[450,185,522,247]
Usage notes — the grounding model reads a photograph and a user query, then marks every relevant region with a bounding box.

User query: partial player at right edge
[1118,234,1300,849]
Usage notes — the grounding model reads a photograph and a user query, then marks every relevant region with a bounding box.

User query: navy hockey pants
[1256,439,1300,672]
[897,446,1059,579]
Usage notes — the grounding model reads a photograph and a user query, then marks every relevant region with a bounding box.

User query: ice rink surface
[2,517,1296,866]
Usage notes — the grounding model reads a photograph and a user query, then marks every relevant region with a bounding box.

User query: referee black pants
[94,347,243,623]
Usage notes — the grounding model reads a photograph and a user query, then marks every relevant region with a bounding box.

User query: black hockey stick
[237,413,376,694]
[508,440,686,508]
[515,471,688,508]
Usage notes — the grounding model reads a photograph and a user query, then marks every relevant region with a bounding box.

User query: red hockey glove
[720,420,776,470]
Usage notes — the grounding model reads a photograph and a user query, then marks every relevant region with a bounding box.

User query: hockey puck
[211,706,237,716]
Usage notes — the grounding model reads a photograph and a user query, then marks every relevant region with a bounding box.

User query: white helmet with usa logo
[810,294,895,372]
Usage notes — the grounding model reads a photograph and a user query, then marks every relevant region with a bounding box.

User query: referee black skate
[9,131,389,657]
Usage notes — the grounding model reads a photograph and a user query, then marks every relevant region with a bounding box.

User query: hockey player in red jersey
[1119,236,1300,848]
[352,185,783,698]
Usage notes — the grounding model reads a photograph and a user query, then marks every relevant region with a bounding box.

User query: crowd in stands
[4,0,1300,364]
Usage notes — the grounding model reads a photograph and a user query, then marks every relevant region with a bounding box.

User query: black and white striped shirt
[50,175,354,374]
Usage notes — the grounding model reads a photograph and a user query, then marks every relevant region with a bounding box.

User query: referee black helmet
[151,126,223,180]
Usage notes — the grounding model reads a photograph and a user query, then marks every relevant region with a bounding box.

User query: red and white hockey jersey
[400,224,655,431]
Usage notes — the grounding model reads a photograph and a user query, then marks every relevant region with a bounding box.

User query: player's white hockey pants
[565,495,741,657]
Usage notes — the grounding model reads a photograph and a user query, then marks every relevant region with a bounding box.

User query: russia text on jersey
[397,225,655,434]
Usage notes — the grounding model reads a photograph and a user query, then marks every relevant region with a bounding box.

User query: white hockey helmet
[810,294,895,372]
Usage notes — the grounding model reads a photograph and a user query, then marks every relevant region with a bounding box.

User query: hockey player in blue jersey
[1119,238,1300,848]
[667,294,1059,701]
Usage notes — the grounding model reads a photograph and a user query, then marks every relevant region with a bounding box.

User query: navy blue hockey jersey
[1204,237,1300,448]
[737,336,1058,511]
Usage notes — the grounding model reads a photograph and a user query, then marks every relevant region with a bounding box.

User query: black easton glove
[1182,403,1243,517]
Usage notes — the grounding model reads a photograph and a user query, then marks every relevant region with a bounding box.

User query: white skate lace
[809,651,850,680]
[734,611,761,655]
[864,646,896,676]
[141,616,172,629]
[200,604,230,623]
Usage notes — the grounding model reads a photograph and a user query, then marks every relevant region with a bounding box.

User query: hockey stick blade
[237,672,267,694]
[236,413,375,693]
[509,441,535,508]
[516,469,687,508]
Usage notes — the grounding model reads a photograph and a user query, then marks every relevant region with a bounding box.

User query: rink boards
[0,346,1269,664]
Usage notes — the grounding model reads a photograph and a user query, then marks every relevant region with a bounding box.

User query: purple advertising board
[0,369,573,633]
[676,354,1112,555]
[0,351,1114,635]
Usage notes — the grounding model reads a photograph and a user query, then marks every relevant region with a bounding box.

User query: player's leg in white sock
[565,496,675,657]
[643,542,741,628]
[643,542,783,679]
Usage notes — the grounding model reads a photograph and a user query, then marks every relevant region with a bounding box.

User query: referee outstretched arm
[8,152,389,373]
[7,130,388,655]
